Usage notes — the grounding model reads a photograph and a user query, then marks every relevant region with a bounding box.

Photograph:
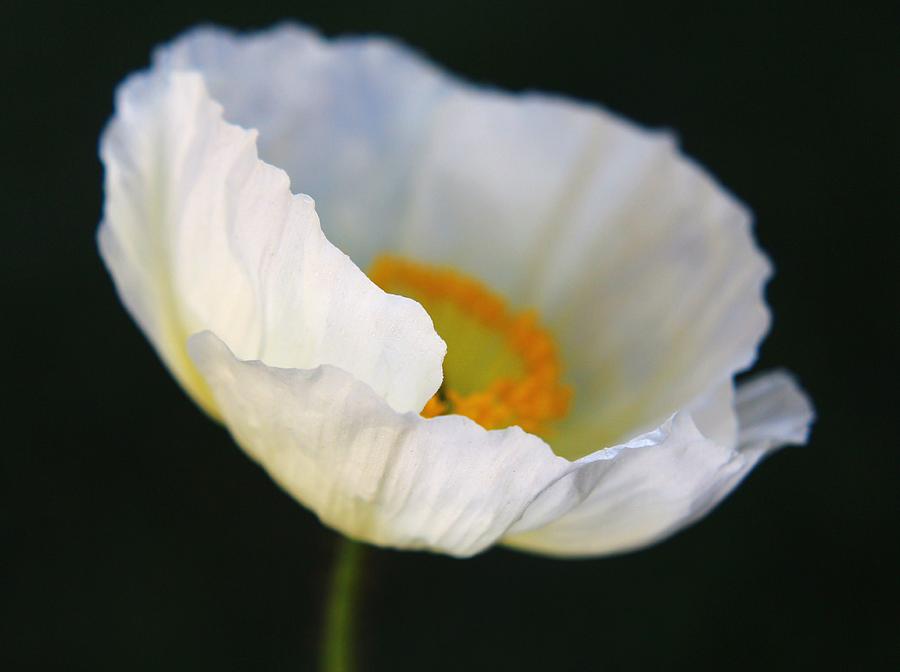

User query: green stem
[320,538,365,672]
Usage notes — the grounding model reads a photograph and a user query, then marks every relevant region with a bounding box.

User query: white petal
[156,26,601,296]
[732,369,814,451]
[502,371,813,557]
[97,67,444,415]
[686,380,738,448]
[155,24,454,271]
[388,94,770,456]
[187,331,572,557]
[156,25,771,457]
[541,142,772,457]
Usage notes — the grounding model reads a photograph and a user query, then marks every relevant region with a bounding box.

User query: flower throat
[369,255,572,436]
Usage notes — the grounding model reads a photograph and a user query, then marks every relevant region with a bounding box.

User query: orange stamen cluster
[369,255,572,435]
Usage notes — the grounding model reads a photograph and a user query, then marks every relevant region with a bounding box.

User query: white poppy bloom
[98,24,813,558]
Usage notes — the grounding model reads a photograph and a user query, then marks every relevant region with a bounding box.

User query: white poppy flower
[98,24,814,558]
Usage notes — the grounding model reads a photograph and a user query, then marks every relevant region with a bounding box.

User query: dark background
[3,1,896,670]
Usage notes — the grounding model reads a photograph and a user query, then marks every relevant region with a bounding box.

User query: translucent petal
[98,69,444,415]
[188,331,569,557]
[158,25,770,456]
[503,371,813,556]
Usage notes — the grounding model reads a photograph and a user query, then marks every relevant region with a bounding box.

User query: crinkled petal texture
[189,331,572,555]
[98,68,445,417]
[99,23,814,558]
[504,372,813,555]
[157,25,779,456]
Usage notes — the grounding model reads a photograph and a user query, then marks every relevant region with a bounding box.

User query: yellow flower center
[369,255,572,436]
